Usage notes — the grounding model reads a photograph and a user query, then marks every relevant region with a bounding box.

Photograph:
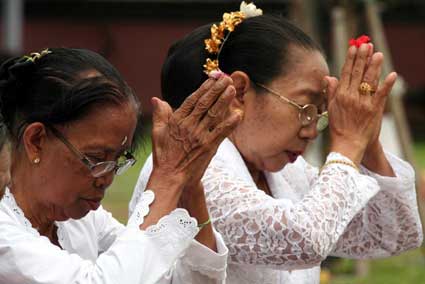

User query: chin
[62,207,90,221]
[264,160,289,173]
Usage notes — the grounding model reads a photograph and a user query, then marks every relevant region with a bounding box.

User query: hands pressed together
[325,43,397,168]
[150,74,243,187]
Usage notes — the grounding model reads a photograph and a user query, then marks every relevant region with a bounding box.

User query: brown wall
[1,16,423,115]
[1,18,207,115]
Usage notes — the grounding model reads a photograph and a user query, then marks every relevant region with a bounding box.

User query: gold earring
[33,157,41,164]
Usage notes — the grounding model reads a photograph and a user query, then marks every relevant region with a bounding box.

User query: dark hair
[161,14,323,109]
[0,48,143,151]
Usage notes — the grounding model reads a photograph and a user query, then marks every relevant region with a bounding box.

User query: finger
[361,52,384,92]
[364,43,374,72]
[151,97,172,128]
[189,75,233,120]
[198,85,236,132]
[173,78,215,120]
[375,72,397,101]
[349,43,370,92]
[323,76,339,101]
[208,109,243,145]
[338,46,357,92]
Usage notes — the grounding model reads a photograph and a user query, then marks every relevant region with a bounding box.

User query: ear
[229,71,251,109]
[22,122,48,164]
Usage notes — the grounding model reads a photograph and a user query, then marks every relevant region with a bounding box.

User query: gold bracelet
[197,218,211,230]
[321,159,359,173]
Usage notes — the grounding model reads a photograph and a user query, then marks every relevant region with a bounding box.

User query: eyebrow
[295,88,326,105]
[82,144,126,154]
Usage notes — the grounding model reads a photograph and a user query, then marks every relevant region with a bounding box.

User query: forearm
[179,182,217,252]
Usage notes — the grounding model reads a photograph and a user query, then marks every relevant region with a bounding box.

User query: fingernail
[322,77,329,88]
[235,109,244,120]
[151,97,158,108]
[360,43,368,51]
[225,86,236,96]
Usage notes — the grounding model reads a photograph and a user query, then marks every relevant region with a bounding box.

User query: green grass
[414,141,425,170]
[329,248,425,284]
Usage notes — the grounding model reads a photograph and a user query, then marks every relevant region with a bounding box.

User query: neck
[229,133,262,185]
[10,162,55,236]
[229,133,273,196]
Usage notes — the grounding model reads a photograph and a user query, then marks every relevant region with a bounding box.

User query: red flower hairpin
[349,35,371,48]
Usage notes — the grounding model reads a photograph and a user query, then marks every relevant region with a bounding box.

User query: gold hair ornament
[203,1,263,75]
[22,49,52,63]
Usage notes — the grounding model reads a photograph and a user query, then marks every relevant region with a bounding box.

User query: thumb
[151,97,172,127]
[324,76,339,101]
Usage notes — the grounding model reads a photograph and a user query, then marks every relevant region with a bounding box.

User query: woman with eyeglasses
[130,4,422,284]
[0,48,243,283]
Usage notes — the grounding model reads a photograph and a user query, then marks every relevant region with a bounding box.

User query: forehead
[60,102,138,152]
[270,48,329,101]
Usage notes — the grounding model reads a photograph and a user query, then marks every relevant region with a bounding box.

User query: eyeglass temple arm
[256,83,303,110]
[47,126,93,168]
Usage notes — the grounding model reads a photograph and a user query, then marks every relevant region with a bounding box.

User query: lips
[285,151,303,163]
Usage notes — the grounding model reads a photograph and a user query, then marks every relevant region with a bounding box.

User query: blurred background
[1,0,424,283]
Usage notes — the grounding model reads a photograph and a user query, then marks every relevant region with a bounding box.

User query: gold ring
[359,82,375,96]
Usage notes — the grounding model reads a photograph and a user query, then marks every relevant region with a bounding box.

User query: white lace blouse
[130,139,423,284]
[0,188,228,283]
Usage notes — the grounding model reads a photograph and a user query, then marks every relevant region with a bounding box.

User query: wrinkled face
[0,144,11,198]
[233,48,329,172]
[36,102,137,221]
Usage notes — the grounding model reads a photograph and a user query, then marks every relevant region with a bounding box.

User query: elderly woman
[0,48,243,283]
[130,3,423,284]
[0,118,10,197]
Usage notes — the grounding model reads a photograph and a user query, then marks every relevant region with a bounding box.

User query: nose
[299,121,319,141]
[93,171,115,190]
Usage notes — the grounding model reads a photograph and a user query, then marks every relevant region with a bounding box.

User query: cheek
[256,106,300,149]
[42,153,91,204]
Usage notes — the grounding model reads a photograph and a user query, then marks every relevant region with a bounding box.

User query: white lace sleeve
[203,152,380,270]
[329,151,423,258]
[129,156,229,283]
[162,229,228,284]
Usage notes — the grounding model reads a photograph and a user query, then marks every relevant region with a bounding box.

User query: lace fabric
[201,140,422,270]
[130,139,422,283]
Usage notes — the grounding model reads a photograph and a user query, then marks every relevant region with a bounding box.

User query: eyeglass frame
[46,125,136,178]
[255,82,328,131]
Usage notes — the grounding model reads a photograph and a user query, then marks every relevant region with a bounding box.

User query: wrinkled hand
[150,76,243,186]
[324,44,397,164]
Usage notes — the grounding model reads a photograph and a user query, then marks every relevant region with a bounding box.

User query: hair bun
[0,56,37,111]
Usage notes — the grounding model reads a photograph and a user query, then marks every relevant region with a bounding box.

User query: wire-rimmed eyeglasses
[47,125,136,178]
[255,83,328,132]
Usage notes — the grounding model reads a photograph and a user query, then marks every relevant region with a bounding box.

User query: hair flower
[22,48,52,63]
[240,1,263,18]
[349,35,371,48]
[203,1,263,75]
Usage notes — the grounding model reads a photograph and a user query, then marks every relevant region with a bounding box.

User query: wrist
[147,169,186,196]
[330,138,367,166]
